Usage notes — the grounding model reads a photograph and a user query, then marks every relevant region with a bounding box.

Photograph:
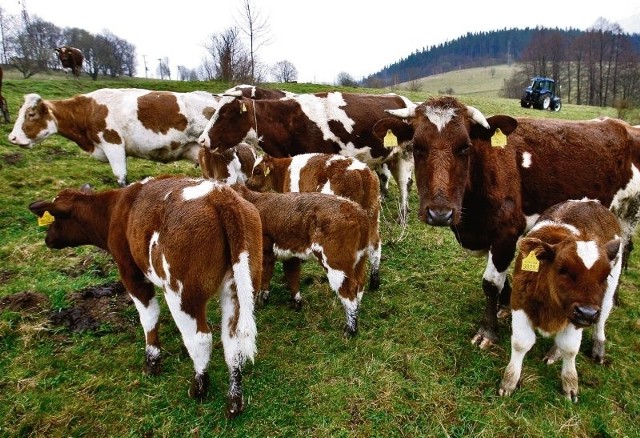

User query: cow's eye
[457,142,471,156]
[558,266,576,282]
[27,111,36,118]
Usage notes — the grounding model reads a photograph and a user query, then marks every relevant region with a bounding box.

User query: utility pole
[158,58,163,80]
[142,55,148,78]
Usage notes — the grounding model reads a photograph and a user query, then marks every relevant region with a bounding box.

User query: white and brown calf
[233,184,370,337]
[198,143,257,184]
[28,176,263,418]
[498,199,622,402]
[247,152,382,290]
[9,89,220,186]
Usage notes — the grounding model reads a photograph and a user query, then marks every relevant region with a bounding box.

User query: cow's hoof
[368,271,380,291]
[343,325,358,338]
[188,371,210,401]
[496,306,511,319]
[225,394,245,419]
[290,297,303,311]
[591,340,606,364]
[543,345,561,365]
[471,328,497,349]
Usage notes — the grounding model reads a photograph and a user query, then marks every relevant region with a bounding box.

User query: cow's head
[8,94,58,148]
[374,96,517,227]
[28,185,94,249]
[517,235,621,328]
[246,155,275,192]
[198,92,255,150]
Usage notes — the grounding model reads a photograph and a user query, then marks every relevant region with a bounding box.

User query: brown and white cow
[28,176,262,418]
[54,46,84,77]
[233,184,369,337]
[499,199,622,402]
[198,143,257,184]
[224,84,291,100]
[247,152,382,290]
[374,96,640,349]
[9,89,220,186]
[199,91,416,222]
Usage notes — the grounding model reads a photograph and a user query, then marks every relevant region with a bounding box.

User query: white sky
[3,0,640,84]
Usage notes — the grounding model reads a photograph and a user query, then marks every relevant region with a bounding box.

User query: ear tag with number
[383,129,398,147]
[521,251,540,272]
[491,128,507,148]
[240,102,247,113]
[37,211,55,227]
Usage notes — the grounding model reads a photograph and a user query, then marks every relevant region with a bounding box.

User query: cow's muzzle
[570,304,600,328]
[420,207,453,226]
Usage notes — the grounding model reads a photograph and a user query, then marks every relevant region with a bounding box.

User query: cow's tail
[218,197,262,363]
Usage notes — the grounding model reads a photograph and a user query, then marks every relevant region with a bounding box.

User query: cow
[0,66,9,123]
[198,143,257,184]
[224,84,291,100]
[198,91,416,222]
[498,199,622,402]
[8,89,220,186]
[233,184,370,337]
[374,95,640,350]
[28,175,263,418]
[246,152,382,290]
[54,46,84,77]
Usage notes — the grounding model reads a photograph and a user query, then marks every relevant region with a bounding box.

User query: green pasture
[0,73,638,437]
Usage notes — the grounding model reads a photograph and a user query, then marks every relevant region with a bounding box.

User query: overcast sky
[4,0,640,83]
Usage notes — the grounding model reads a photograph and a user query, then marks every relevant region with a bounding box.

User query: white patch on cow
[340,143,377,164]
[146,232,163,287]
[610,164,640,238]
[320,181,334,194]
[130,295,161,339]
[231,251,257,362]
[288,154,317,192]
[529,219,579,236]
[576,240,599,269]
[524,214,540,232]
[182,180,217,200]
[483,250,507,290]
[346,158,368,171]
[311,243,346,292]
[252,155,264,171]
[521,152,532,168]
[511,309,536,347]
[424,106,457,132]
[225,154,245,184]
[273,244,313,261]
[593,238,623,349]
[326,155,349,166]
[293,92,355,141]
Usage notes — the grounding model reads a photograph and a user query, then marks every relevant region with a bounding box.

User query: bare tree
[235,0,272,83]
[157,56,170,79]
[205,26,251,82]
[271,60,297,83]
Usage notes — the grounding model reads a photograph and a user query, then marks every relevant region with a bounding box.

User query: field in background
[0,75,638,437]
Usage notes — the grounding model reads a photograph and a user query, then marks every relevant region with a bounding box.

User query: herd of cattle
[6,82,640,418]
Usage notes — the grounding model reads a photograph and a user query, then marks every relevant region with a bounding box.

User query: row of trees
[0,5,137,79]
[502,19,640,107]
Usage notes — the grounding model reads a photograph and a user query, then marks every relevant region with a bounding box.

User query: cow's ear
[28,200,51,218]
[518,237,556,263]
[373,118,414,145]
[80,183,93,194]
[605,238,621,262]
[470,115,518,141]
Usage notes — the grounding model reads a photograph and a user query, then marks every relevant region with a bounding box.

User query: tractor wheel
[520,101,531,108]
[541,95,551,110]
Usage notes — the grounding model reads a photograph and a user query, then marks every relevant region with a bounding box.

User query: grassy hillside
[0,75,638,437]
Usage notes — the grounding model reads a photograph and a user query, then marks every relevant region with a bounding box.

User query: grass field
[0,73,639,437]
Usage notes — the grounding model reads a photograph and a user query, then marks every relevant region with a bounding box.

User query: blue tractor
[520,76,562,111]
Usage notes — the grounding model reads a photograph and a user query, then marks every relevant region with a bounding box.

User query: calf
[28,176,263,418]
[233,184,369,337]
[9,89,220,186]
[198,143,257,184]
[247,152,382,290]
[498,199,622,402]
[55,46,84,77]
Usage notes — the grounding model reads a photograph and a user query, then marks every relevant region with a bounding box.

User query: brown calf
[233,184,370,337]
[198,143,257,184]
[55,46,84,77]
[247,152,382,290]
[498,199,622,402]
[28,176,263,418]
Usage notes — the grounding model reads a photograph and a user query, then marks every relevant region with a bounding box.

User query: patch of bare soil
[0,281,134,334]
[1,152,24,165]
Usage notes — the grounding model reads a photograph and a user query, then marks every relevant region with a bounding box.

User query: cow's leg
[118,267,162,375]
[256,246,276,307]
[499,309,536,396]
[282,258,303,310]
[220,279,255,419]
[164,286,212,402]
[472,246,514,349]
[100,143,128,187]
[375,163,391,201]
[592,247,623,363]
[338,258,367,338]
[497,276,512,319]
[555,325,583,403]
[368,239,382,291]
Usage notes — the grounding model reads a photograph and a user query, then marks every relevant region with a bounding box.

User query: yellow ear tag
[521,251,540,272]
[240,102,247,113]
[37,211,55,227]
[263,166,270,176]
[491,128,507,148]
[383,129,398,147]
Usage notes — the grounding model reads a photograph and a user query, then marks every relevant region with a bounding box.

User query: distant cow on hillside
[55,46,84,77]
